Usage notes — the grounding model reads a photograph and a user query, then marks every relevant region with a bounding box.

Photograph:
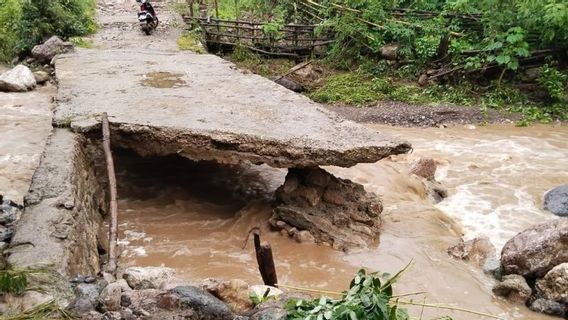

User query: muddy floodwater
[0,85,54,203]
[117,124,568,320]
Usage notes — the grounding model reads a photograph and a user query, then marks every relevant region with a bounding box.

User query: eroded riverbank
[117,123,568,319]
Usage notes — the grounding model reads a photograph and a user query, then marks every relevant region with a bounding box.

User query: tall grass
[0,0,97,63]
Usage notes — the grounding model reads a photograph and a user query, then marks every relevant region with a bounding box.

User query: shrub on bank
[0,0,97,63]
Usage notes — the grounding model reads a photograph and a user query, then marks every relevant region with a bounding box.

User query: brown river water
[115,124,568,320]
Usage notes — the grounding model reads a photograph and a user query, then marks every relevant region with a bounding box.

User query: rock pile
[270,167,383,251]
[492,219,568,317]
[69,267,294,319]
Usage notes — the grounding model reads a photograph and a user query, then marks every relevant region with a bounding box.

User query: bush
[0,0,96,63]
[0,0,22,62]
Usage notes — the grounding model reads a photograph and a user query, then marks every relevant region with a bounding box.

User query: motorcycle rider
[136,0,157,20]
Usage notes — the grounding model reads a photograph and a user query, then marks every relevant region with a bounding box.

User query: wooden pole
[253,232,278,287]
[102,112,118,274]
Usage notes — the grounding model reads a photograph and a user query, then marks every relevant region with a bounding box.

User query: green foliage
[310,73,381,106]
[0,0,22,62]
[538,64,568,102]
[484,27,529,71]
[286,268,419,320]
[0,0,96,62]
[178,31,206,53]
[0,269,28,295]
[69,37,93,48]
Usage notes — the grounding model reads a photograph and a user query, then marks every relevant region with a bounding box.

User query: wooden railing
[182,15,333,58]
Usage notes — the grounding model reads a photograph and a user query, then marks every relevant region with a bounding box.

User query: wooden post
[102,113,118,274]
[253,232,278,287]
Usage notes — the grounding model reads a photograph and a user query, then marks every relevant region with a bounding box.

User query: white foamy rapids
[420,127,568,249]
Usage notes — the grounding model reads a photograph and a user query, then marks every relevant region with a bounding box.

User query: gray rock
[120,288,164,312]
[448,236,496,267]
[75,283,100,301]
[99,280,132,312]
[0,196,21,225]
[380,43,399,60]
[83,311,104,320]
[251,308,287,320]
[501,219,568,278]
[535,263,568,303]
[483,257,502,280]
[529,298,567,317]
[32,36,74,64]
[0,65,36,92]
[544,185,568,217]
[171,286,235,320]
[274,76,304,92]
[101,311,121,320]
[123,266,175,290]
[0,225,13,242]
[492,274,532,304]
[426,180,448,203]
[33,71,50,84]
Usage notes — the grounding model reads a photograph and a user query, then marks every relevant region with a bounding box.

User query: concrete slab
[53,49,411,167]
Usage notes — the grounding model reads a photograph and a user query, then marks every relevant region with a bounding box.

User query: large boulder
[271,167,383,251]
[0,65,36,92]
[501,219,568,278]
[535,263,568,303]
[168,286,235,320]
[122,266,175,290]
[492,274,532,304]
[447,236,496,267]
[544,185,568,217]
[31,36,74,64]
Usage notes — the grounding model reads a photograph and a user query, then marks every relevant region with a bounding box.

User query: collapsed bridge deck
[54,49,410,167]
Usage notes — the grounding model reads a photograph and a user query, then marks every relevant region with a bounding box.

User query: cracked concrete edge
[59,118,412,168]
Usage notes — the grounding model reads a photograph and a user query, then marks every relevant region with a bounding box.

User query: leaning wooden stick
[253,231,278,287]
[102,112,118,274]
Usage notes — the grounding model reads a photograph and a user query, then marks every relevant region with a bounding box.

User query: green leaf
[495,55,511,65]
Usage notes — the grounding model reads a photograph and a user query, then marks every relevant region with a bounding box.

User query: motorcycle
[136,0,158,35]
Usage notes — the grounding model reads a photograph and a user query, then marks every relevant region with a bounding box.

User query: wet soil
[324,101,521,127]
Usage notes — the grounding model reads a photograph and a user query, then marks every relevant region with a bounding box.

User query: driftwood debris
[102,112,118,274]
[253,231,278,287]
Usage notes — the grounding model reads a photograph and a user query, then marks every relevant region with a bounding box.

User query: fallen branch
[274,60,314,81]
[102,113,118,274]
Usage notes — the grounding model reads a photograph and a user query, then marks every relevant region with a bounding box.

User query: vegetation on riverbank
[0,0,96,63]
[194,0,568,124]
